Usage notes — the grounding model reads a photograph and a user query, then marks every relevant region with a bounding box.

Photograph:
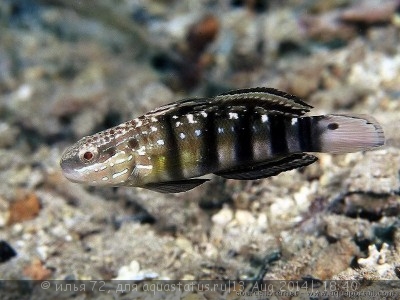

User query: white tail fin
[317,114,385,154]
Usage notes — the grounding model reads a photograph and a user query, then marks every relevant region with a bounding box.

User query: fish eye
[327,123,339,130]
[83,151,93,160]
[78,146,99,163]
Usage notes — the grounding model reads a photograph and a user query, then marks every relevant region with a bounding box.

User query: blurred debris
[301,11,356,44]
[187,15,219,54]
[0,123,20,149]
[346,149,400,194]
[341,194,400,221]
[8,192,41,225]
[333,242,400,280]
[113,260,158,280]
[230,0,270,13]
[153,14,219,90]
[23,258,52,280]
[340,0,399,25]
[37,0,150,55]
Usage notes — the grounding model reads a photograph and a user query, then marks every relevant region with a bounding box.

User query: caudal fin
[317,114,385,154]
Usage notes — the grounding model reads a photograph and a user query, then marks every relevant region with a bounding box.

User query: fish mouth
[60,160,86,183]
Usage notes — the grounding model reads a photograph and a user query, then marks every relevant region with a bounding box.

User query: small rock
[0,196,10,227]
[0,122,19,148]
[257,213,268,230]
[211,205,233,226]
[187,14,219,53]
[8,192,41,225]
[310,85,371,110]
[269,197,295,219]
[23,258,52,280]
[181,274,195,281]
[0,240,16,263]
[36,245,49,261]
[340,1,398,25]
[26,169,45,189]
[114,260,158,280]
[233,192,250,210]
[286,73,319,99]
[176,237,194,254]
[312,239,358,279]
[9,166,32,186]
[293,185,312,211]
[342,194,399,220]
[346,149,400,194]
[368,27,400,56]
[234,210,255,226]
[302,11,356,43]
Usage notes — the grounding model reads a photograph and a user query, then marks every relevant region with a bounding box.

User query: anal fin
[143,179,209,193]
[214,153,318,180]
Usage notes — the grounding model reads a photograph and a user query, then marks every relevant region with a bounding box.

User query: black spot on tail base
[327,122,339,130]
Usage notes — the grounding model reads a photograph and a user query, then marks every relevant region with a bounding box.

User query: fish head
[60,135,141,186]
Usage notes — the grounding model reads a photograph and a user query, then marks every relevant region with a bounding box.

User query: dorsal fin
[216,87,312,116]
[145,87,312,118]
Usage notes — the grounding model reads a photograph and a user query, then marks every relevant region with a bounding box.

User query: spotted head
[60,126,148,187]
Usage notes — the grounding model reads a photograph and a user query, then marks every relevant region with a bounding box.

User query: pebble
[0,196,10,227]
[346,149,400,194]
[176,237,194,254]
[0,123,19,148]
[36,245,49,261]
[286,72,319,99]
[293,185,312,211]
[348,52,400,90]
[114,260,158,280]
[23,258,52,280]
[234,210,255,226]
[340,1,398,24]
[269,197,295,219]
[256,213,268,230]
[211,205,233,226]
[232,192,250,210]
[0,240,16,263]
[8,192,41,225]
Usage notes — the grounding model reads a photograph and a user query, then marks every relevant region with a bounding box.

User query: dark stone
[0,240,17,263]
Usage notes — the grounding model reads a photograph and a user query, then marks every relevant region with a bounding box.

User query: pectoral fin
[143,179,209,193]
[214,153,318,180]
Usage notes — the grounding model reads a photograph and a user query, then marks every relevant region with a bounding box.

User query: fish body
[60,87,385,193]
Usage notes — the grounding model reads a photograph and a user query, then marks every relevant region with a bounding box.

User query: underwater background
[0,0,399,293]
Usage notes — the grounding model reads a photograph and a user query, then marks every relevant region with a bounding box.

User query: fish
[60,87,385,193]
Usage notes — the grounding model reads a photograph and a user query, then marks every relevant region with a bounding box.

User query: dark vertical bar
[297,116,313,152]
[269,115,288,155]
[234,108,254,163]
[201,110,219,173]
[162,115,183,180]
